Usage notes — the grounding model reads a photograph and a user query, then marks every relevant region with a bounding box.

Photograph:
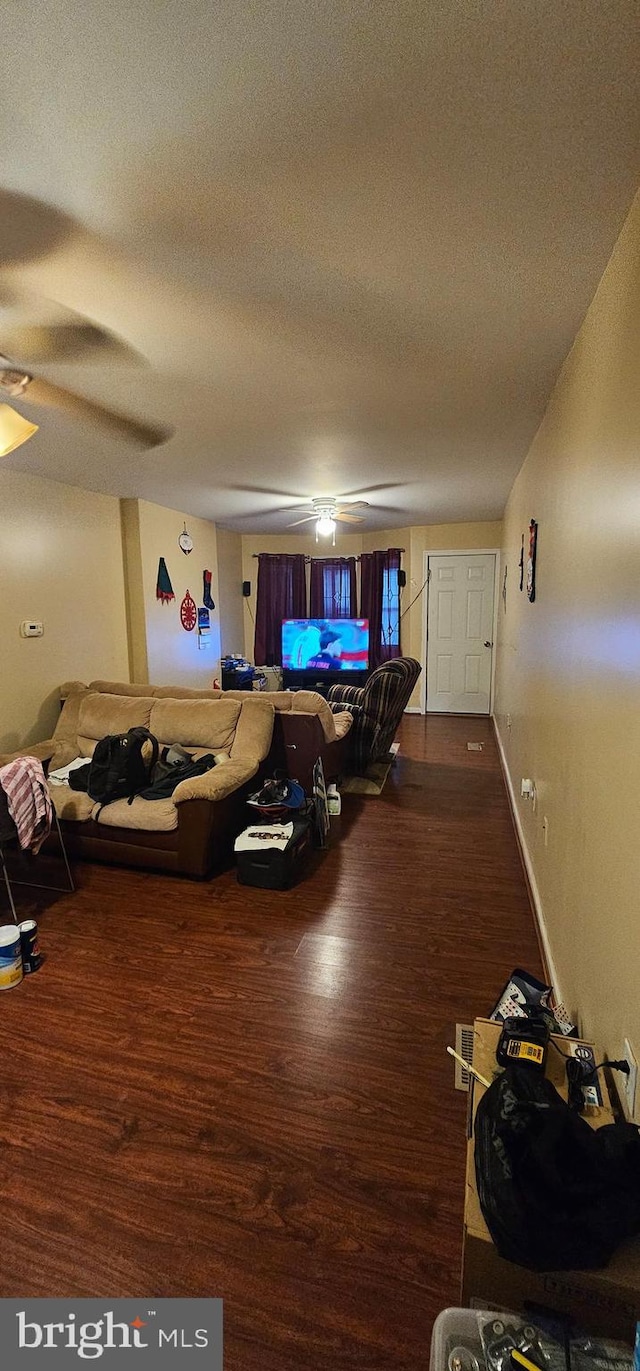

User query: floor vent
[467,742,483,752]
[454,1023,475,1091]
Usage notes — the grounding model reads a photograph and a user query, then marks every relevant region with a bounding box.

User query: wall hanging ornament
[178,522,193,555]
[519,534,525,591]
[156,557,175,604]
[180,588,197,631]
[202,569,215,610]
[527,519,538,602]
[502,563,508,611]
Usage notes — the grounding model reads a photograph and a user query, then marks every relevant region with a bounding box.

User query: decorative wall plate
[180,589,197,630]
[178,522,193,555]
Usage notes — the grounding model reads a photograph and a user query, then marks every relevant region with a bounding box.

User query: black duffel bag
[474,1063,640,1271]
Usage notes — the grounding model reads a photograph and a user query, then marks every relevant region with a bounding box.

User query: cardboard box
[462,1019,640,1341]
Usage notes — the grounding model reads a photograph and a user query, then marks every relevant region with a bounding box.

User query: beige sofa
[1,690,274,878]
[80,680,353,794]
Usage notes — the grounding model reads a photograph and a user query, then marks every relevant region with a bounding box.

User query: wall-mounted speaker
[398,569,407,588]
[242,580,251,597]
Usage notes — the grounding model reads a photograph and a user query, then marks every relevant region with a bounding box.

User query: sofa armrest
[173,758,259,805]
[330,709,354,740]
[327,683,365,708]
[0,739,57,768]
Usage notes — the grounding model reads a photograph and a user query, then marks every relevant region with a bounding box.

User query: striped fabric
[0,756,53,853]
[328,657,421,772]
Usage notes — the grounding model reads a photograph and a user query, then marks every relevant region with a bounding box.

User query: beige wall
[0,471,129,751]
[125,500,221,687]
[215,526,244,657]
[494,190,640,1091]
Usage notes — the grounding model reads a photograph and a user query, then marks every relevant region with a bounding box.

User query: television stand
[282,668,368,695]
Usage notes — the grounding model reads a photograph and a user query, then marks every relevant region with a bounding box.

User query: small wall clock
[178,522,193,555]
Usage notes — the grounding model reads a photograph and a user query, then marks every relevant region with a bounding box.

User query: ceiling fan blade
[229,484,307,500]
[338,483,408,498]
[335,512,365,524]
[287,515,318,527]
[0,321,141,365]
[21,377,170,449]
[335,501,369,512]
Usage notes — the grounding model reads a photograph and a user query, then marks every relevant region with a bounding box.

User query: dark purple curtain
[360,548,402,669]
[309,557,357,618]
[254,554,307,665]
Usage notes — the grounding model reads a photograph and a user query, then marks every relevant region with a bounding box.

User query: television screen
[282,618,369,671]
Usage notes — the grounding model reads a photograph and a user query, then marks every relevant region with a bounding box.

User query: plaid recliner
[328,657,421,773]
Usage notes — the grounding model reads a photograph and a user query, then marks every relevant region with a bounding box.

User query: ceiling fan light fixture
[0,402,38,457]
[316,513,336,543]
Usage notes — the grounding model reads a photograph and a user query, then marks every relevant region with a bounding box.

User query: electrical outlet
[506,713,512,731]
[623,1039,637,1119]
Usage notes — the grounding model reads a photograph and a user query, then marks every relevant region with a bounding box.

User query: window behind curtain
[360,548,403,668]
[381,563,400,653]
[309,557,357,618]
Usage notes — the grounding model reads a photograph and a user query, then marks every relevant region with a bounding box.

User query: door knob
[484,640,493,648]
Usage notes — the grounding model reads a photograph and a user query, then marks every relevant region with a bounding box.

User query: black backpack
[85,727,159,806]
[474,1063,640,1271]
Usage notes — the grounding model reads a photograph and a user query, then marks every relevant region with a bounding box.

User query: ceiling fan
[286,496,369,543]
[0,289,169,451]
[0,359,169,452]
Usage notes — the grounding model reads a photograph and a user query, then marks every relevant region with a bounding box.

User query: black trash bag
[474,1064,640,1271]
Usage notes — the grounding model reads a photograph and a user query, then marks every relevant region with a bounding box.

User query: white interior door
[426,553,496,713]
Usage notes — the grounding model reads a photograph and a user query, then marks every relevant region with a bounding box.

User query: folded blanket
[0,756,53,852]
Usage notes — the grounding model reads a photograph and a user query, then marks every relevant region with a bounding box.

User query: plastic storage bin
[430,1309,504,1371]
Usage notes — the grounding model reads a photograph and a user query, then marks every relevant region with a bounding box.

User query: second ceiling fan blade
[335,512,365,524]
[22,377,170,449]
[287,515,318,527]
[0,321,141,366]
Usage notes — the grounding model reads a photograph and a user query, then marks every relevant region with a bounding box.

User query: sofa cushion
[49,783,97,823]
[88,679,158,698]
[95,796,178,832]
[225,689,293,712]
[149,697,241,750]
[152,686,222,700]
[77,692,154,755]
[228,698,275,763]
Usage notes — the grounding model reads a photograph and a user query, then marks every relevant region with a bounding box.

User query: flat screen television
[282,618,369,671]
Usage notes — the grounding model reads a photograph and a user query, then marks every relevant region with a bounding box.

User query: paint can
[0,924,24,990]
[18,919,42,974]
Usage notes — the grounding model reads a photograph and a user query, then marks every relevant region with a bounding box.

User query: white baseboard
[404,706,422,714]
[491,715,563,1006]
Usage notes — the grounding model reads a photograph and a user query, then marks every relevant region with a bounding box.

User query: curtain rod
[252,550,404,560]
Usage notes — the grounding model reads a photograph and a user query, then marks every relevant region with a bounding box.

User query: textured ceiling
[0,0,638,532]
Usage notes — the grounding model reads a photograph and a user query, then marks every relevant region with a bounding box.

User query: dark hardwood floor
[0,715,542,1369]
